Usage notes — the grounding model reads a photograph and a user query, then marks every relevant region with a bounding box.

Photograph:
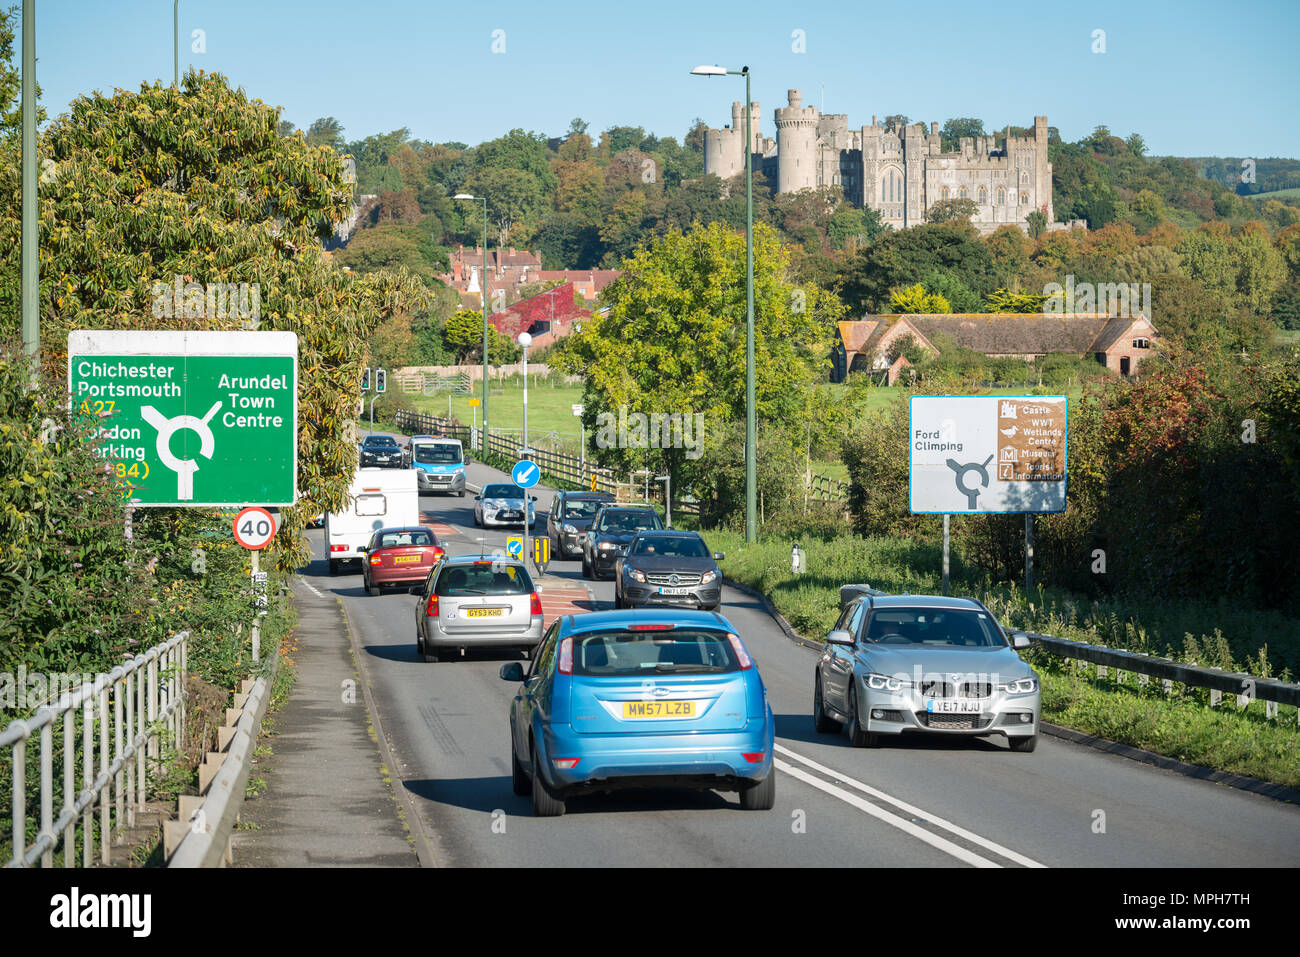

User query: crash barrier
[839,585,1300,723]
[167,666,275,868]
[2,633,188,867]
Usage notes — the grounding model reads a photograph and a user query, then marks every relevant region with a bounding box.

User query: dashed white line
[775,743,1046,868]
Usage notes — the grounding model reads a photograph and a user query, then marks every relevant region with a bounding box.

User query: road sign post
[68,331,298,506]
[233,506,276,663]
[512,458,539,584]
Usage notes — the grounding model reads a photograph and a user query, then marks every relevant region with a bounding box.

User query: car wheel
[530,742,566,817]
[458,490,465,498]
[847,686,879,748]
[738,771,775,811]
[328,559,339,576]
[581,554,592,579]
[1009,734,1037,753]
[813,673,840,734]
[368,583,380,598]
[511,740,530,797]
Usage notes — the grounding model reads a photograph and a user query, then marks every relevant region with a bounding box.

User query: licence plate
[657,587,693,596]
[394,556,421,564]
[927,699,982,714]
[465,607,504,618]
[622,701,696,718]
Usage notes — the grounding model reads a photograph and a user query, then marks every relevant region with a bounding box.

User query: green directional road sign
[68,330,298,507]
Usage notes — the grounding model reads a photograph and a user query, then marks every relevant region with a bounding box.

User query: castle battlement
[702,88,1054,234]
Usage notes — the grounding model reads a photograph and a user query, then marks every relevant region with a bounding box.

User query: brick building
[488,282,591,350]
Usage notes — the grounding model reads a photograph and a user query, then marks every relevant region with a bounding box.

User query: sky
[25,0,1300,158]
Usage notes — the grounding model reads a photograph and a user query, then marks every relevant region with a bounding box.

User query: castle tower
[703,100,763,181]
[774,89,819,193]
[1034,116,1053,222]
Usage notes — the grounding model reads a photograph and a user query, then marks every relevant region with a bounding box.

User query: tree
[926,197,979,225]
[567,117,589,137]
[554,222,843,522]
[940,117,985,152]
[443,310,486,362]
[306,116,345,152]
[1125,133,1147,157]
[985,288,1050,311]
[888,283,950,313]
[840,223,995,313]
[1026,208,1048,239]
[827,204,886,250]
[884,114,909,130]
[0,73,424,570]
[460,165,548,246]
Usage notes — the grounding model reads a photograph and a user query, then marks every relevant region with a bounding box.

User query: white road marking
[775,743,1046,868]
[775,759,999,867]
[299,580,325,598]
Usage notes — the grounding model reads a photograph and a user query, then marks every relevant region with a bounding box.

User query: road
[298,457,1300,867]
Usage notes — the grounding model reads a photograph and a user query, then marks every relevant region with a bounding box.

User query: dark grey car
[580,505,663,579]
[614,530,724,611]
[546,490,614,559]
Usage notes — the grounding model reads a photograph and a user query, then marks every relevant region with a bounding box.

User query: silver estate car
[812,592,1041,751]
[411,554,544,662]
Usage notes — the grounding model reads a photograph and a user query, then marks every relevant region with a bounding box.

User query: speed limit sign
[233,506,277,550]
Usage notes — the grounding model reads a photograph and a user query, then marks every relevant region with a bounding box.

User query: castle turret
[775,89,819,193]
[703,100,763,181]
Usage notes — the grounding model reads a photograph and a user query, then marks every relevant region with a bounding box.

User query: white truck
[325,467,421,575]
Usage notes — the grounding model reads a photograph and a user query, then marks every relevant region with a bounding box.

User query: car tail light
[742,752,765,764]
[424,594,439,618]
[431,547,444,562]
[529,592,543,616]
[727,632,753,670]
[369,555,382,565]
[330,544,347,553]
[558,637,573,674]
[627,623,674,631]
[552,758,579,769]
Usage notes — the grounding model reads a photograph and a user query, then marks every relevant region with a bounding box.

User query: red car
[360,526,445,596]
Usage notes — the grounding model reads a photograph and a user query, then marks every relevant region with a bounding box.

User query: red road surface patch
[420,521,459,538]
[537,586,595,625]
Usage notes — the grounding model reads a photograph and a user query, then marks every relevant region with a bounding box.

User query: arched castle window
[978,186,987,204]
[958,186,968,200]
[882,168,902,203]
[1020,192,1029,205]
[997,187,1006,205]
[941,186,950,200]
[1020,170,1029,184]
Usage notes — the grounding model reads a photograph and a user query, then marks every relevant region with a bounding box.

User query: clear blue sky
[28,0,1300,157]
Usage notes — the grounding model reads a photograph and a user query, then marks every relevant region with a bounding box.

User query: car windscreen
[414,445,462,464]
[572,628,739,675]
[435,563,533,596]
[863,608,1006,647]
[563,499,603,520]
[631,536,708,557]
[483,484,524,499]
[375,529,436,548]
[363,437,397,447]
[597,511,660,533]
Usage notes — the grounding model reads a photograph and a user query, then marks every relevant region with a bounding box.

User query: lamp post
[454,194,490,455]
[173,1,179,86]
[20,0,37,386]
[517,332,532,455]
[691,64,756,542]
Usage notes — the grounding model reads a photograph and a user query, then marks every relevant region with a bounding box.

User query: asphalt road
[300,457,1300,867]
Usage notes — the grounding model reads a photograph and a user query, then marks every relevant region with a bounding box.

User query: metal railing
[1,632,189,867]
[808,473,849,503]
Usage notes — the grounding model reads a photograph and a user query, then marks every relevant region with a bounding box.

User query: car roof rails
[839,583,889,611]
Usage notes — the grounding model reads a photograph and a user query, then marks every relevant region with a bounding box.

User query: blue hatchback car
[500,609,776,816]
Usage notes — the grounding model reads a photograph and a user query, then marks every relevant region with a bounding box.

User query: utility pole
[21,0,37,386]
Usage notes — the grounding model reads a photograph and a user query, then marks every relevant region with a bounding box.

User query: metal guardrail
[838,584,1298,722]
[809,473,849,503]
[1,632,189,867]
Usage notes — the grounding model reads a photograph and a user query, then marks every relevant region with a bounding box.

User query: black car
[614,530,724,611]
[546,490,614,559]
[581,505,663,579]
[359,434,403,468]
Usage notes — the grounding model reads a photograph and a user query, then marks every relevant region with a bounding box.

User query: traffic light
[361,367,371,392]
[376,368,387,394]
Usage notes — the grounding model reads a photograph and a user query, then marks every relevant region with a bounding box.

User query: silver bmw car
[812,592,1041,751]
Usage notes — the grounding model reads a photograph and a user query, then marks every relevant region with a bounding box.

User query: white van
[325,467,421,575]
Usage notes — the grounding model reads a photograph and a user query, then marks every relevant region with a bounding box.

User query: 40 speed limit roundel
[233,506,277,550]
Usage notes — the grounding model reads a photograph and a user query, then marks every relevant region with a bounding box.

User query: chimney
[930,121,938,135]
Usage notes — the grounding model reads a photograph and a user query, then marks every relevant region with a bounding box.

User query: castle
[704,89,1057,235]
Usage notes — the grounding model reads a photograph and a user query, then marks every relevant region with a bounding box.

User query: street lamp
[454,193,490,455]
[174,1,180,86]
[517,332,532,455]
[691,63,756,542]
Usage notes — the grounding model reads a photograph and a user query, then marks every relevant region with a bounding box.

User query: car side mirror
[1011,632,1031,649]
[714,552,725,561]
[826,629,855,646]
[530,496,538,502]
[474,495,481,500]
[357,545,367,553]
[499,662,525,682]
[408,585,423,596]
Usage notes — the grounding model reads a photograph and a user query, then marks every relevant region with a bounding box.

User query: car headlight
[997,677,1039,695]
[864,673,909,692]
[598,542,616,550]
[562,524,578,534]
[700,570,717,584]
[626,567,646,582]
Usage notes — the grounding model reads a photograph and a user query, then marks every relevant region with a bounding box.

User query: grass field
[1275,330,1300,347]
[1248,187,1300,200]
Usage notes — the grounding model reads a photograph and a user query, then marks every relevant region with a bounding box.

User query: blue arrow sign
[505,536,523,558]
[512,459,540,489]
